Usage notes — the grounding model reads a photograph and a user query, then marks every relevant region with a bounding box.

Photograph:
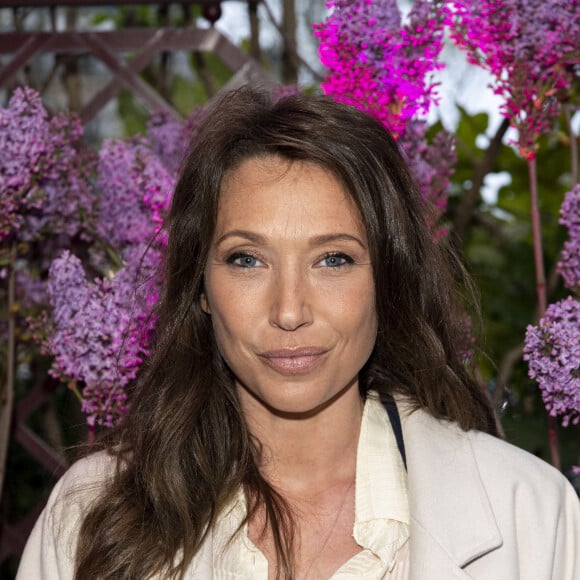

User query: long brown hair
[74,87,498,579]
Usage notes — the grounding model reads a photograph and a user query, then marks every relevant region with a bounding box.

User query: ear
[200,293,211,314]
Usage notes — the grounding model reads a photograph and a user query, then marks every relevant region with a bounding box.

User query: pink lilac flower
[314,1,454,221]
[16,269,48,310]
[399,120,456,222]
[447,0,580,158]
[45,130,169,427]
[524,296,580,427]
[558,185,580,291]
[0,87,50,240]
[47,248,160,428]
[146,104,208,175]
[146,111,187,175]
[0,87,92,241]
[95,138,175,250]
[314,0,446,136]
[23,133,97,242]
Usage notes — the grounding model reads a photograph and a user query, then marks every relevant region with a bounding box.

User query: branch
[248,0,262,62]
[565,104,579,185]
[471,211,508,243]
[492,344,524,409]
[261,0,324,83]
[452,117,511,246]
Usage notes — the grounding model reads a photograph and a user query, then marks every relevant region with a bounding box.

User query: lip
[258,347,329,375]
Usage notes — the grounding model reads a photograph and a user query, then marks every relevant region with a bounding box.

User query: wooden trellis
[0,4,271,121]
[0,0,272,566]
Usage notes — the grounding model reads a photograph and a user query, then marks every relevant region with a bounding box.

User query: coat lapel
[396,400,503,579]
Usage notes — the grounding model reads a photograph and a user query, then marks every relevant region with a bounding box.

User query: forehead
[216,156,366,239]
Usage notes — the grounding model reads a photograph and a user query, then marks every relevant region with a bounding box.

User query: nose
[269,265,313,331]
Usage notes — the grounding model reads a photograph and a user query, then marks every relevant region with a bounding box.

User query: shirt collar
[353,391,410,563]
[216,390,410,568]
[355,390,410,525]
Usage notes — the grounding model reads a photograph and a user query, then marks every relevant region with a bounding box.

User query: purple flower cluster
[524,296,580,427]
[95,138,175,250]
[558,185,580,291]
[1,87,49,240]
[146,105,207,175]
[447,0,580,158]
[0,87,93,241]
[47,248,159,427]
[146,111,188,175]
[314,0,446,136]
[23,133,97,241]
[399,120,457,222]
[40,132,175,427]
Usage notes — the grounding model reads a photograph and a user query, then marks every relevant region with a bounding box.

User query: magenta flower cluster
[314,0,446,137]
[0,87,91,241]
[558,185,580,292]
[314,0,455,219]
[446,0,580,159]
[524,297,580,427]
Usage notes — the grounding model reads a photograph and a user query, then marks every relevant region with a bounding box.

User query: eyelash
[317,252,354,268]
[224,251,355,269]
[226,252,263,268]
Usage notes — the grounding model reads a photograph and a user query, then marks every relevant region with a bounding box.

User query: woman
[18,88,580,579]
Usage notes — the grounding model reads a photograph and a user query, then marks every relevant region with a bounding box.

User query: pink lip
[259,347,329,375]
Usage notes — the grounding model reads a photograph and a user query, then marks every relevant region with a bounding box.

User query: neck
[238,382,364,494]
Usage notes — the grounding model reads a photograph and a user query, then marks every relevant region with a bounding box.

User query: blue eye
[318,253,353,268]
[227,253,262,268]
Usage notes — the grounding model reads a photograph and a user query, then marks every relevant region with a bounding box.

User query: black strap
[378,392,407,471]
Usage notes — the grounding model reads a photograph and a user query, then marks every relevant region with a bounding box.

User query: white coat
[16,401,580,579]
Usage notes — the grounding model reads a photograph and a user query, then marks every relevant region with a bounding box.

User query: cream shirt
[17,391,410,579]
[212,391,410,578]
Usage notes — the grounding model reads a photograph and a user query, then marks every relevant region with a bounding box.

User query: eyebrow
[215,230,367,250]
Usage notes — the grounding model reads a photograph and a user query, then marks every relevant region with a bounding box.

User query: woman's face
[203,156,377,416]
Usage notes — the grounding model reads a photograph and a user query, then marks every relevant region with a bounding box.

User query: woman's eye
[226,253,263,268]
[317,253,353,268]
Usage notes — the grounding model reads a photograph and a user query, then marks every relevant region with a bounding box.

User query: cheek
[323,273,376,323]
[204,280,261,358]
[316,275,377,350]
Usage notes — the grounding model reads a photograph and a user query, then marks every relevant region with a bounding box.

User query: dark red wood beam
[0,0,225,6]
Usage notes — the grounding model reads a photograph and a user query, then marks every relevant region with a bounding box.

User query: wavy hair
[74,87,498,579]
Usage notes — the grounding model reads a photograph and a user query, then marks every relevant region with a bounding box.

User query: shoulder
[466,428,580,577]
[16,451,118,580]
[399,402,580,576]
[468,428,562,481]
[466,428,580,522]
[56,449,117,492]
[400,399,577,515]
[466,427,572,498]
[48,450,118,520]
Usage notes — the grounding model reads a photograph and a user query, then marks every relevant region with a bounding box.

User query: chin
[237,377,359,419]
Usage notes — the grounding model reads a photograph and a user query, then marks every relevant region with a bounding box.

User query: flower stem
[528,157,548,316]
[68,380,84,403]
[528,157,560,470]
[565,105,578,186]
[0,242,17,498]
